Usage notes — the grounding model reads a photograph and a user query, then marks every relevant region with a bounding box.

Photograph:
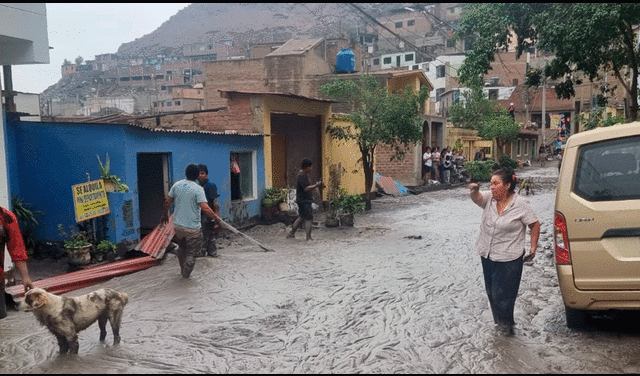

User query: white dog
[23,287,128,354]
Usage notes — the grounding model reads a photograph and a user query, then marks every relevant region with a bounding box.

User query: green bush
[465,160,497,182]
[338,192,365,214]
[499,154,518,170]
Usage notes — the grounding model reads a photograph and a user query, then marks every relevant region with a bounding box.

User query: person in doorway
[468,169,540,336]
[422,146,432,185]
[1,206,35,319]
[474,149,484,161]
[197,164,221,258]
[509,103,515,119]
[287,158,323,241]
[230,154,242,201]
[162,164,219,278]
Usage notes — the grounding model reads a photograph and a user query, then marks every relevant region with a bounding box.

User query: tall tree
[456,3,640,121]
[320,74,429,208]
[74,56,84,65]
[62,58,72,66]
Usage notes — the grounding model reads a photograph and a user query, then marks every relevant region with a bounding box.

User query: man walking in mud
[197,164,221,257]
[287,158,323,241]
[162,164,219,278]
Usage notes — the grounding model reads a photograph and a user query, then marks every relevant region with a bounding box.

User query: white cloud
[11,3,190,94]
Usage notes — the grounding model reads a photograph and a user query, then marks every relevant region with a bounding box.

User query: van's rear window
[573,135,640,201]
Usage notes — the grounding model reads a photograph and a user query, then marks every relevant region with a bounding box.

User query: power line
[344,3,464,81]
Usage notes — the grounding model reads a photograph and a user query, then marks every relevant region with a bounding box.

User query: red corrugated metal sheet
[6,219,178,298]
[135,216,174,259]
[7,256,158,298]
[376,175,401,196]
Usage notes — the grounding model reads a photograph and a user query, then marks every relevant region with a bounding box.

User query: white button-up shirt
[474,191,538,262]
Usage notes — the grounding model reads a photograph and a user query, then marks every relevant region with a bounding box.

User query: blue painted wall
[8,121,265,241]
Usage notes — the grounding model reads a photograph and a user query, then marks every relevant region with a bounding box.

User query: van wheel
[565,306,588,328]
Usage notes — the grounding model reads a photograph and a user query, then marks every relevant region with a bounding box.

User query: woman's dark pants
[481,254,524,327]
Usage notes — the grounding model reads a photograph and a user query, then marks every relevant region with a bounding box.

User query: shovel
[215,215,275,252]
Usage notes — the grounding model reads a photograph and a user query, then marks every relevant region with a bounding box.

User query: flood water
[2,165,640,373]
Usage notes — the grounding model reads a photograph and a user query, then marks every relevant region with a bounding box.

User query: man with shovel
[162,164,220,279]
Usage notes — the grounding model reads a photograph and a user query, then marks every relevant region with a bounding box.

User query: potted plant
[262,187,288,209]
[58,224,92,266]
[95,240,116,262]
[11,194,44,256]
[97,153,130,192]
[324,164,342,227]
[337,192,365,227]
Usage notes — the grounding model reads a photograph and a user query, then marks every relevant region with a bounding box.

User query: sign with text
[72,179,110,222]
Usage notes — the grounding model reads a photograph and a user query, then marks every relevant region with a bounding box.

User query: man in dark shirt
[197,164,221,257]
[287,158,323,241]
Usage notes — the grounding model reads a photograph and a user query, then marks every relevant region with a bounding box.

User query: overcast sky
[11,3,191,94]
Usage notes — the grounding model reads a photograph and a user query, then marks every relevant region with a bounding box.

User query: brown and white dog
[23,288,128,354]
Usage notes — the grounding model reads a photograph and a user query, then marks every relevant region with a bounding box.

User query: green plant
[96,240,116,254]
[465,160,498,182]
[326,164,343,219]
[57,224,91,252]
[499,155,518,170]
[263,187,288,203]
[97,153,129,192]
[11,195,44,254]
[337,191,365,214]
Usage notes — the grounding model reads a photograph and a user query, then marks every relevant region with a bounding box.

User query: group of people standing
[422,146,465,185]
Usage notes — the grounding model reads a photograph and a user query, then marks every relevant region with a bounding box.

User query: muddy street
[2,165,640,373]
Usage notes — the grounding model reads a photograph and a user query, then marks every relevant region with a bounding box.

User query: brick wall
[203,59,267,109]
[137,96,256,133]
[374,142,419,185]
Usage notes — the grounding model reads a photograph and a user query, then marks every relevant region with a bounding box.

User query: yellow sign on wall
[72,179,110,222]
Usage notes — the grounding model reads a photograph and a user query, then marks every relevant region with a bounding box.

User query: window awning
[475,140,493,147]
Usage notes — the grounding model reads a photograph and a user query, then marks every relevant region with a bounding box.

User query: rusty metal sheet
[375,174,401,196]
[135,216,174,259]
[7,256,159,298]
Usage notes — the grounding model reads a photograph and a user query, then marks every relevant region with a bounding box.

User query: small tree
[320,74,429,209]
[75,56,84,65]
[63,58,72,66]
[449,85,498,129]
[478,110,521,159]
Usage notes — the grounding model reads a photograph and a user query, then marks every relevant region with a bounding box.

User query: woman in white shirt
[469,168,541,336]
[422,147,432,185]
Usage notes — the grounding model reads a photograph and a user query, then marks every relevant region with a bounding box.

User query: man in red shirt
[1,206,35,319]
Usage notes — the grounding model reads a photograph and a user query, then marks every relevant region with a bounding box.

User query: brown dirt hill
[115,3,374,58]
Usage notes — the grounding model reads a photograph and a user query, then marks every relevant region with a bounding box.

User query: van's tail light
[554,211,571,265]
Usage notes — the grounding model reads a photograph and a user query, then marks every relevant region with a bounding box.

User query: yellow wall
[258,95,367,199]
[322,115,366,197]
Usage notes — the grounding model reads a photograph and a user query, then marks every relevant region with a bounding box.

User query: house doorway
[137,153,171,237]
[270,113,322,188]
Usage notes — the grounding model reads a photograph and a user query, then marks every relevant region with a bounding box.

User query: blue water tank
[336,48,355,73]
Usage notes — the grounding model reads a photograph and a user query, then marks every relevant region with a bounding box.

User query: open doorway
[137,153,170,237]
[270,113,322,188]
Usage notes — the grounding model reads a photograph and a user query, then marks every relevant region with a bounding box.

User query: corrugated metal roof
[266,38,324,57]
[219,90,337,103]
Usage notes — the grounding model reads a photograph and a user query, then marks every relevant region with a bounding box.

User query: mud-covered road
[2,165,640,373]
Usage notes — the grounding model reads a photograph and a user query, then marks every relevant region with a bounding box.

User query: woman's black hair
[492,168,518,193]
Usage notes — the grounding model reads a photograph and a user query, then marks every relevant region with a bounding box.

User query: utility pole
[542,70,546,151]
